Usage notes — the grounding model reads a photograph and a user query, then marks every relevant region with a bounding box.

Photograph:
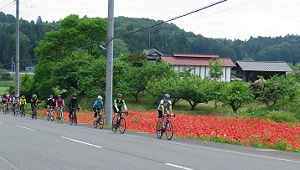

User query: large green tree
[33,15,107,99]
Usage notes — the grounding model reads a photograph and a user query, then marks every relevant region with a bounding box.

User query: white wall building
[161,53,236,82]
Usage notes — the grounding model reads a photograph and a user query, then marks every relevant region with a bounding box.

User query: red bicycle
[112,111,128,134]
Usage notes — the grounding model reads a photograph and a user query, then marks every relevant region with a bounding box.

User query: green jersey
[157,99,172,111]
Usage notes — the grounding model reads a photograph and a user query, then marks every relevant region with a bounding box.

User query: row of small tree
[16,14,298,112]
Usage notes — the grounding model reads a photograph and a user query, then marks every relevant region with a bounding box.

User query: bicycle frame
[20,104,25,117]
[112,111,128,134]
[32,104,38,119]
[47,107,54,121]
[70,109,77,126]
[157,113,174,140]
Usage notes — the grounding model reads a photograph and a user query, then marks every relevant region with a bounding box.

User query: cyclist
[93,95,104,123]
[113,94,128,126]
[19,95,27,115]
[55,95,65,120]
[1,92,9,113]
[46,94,56,121]
[68,94,79,125]
[13,95,20,114]
[156,94,174,134]
[31,94,39,119]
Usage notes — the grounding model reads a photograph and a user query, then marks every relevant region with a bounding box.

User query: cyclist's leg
[156,110,163,131]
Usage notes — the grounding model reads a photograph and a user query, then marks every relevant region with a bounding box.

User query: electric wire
[110,0,228,43]
[0,1,15,11]
[0,0,228,67]
[176,0,258,29]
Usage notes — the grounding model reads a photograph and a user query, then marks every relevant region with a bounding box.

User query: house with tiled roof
[143,49,164,62]
[235,60,293,82]
[161,53,236,82]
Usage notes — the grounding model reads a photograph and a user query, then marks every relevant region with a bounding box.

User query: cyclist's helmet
[49,94,53,98]
[164,94,170,100]
[117,94,123,98]
[15,96,19,98]
[32,94,37,98]
[97,95,102,100]
[72,94,77,97]
[21,95,25,99]
[57,95,61,98]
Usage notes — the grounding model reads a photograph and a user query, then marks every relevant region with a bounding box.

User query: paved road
[0,112,299,170]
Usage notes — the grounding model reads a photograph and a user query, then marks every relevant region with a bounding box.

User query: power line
[0,0,228,65]
[0,1,15,11]
[176,0,258,28]
[110,0,228,43]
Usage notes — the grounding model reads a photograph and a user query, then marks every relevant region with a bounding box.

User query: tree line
[1,12,300,72]
[1,14,296,119]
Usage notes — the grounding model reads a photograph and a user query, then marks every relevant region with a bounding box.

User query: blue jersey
[93,100,104,109]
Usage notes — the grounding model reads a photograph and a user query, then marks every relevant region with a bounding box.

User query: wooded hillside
[1,12,300,70]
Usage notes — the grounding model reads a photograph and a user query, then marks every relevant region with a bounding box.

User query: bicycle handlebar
[164,113,175,117]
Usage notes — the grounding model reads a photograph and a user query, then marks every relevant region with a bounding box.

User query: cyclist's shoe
[157,131,161,137]
[75,123,77,126]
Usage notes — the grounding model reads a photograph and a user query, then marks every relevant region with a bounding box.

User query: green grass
[0,87,9,94]
[0,81,14,87]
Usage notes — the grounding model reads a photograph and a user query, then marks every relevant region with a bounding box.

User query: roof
[161,54,236,67]
[173,53,219,58]
[236,61,293,72]
[143,49,164,56]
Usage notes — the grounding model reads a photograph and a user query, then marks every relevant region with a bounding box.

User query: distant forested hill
[1,12,300,70]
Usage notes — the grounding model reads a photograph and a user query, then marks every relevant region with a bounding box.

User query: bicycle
[2,103,9,114]
[14,104,19,116]
[32,104,38,120]
[94,109,105,129]
[156,114,175,140]
[69,108,77,126]
[20,104,26,117]
[56,107,64,124]
[112,111,128,134]
[47,107,54,121]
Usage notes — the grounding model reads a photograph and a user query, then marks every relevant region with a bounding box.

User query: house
[161,53,236,82]
[143,49,164,62]
[25,66,34,72]
[235,61,293,82]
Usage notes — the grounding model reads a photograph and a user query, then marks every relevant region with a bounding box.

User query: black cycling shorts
[157,110,163,118]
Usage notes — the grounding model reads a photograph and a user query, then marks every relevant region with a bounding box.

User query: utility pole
[105,0,114,126]
[15,0,20,96]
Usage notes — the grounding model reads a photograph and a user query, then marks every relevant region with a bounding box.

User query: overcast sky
[1,0,299,40]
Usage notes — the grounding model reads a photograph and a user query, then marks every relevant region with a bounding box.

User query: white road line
[15,125,35,131]
[0,154,20,170]
[255,148,278,152]
[61,136,102,149]
[165,163,194,170]
[123,134,300,164]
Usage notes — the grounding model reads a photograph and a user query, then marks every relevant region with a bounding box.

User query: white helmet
[97,95,102,100]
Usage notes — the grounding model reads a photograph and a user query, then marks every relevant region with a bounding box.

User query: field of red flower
[37,110,300,151]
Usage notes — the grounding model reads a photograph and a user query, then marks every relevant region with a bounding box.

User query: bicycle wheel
[47,112,50,121]
[112,118,117,133]
[15,106,19,116]
[74,113,77,126]
[165,121,173,140]
[33,108,37,120]
[21,106,25,117]
[69,113,73,125]
[119,117,126,134]
[99,115,104,129]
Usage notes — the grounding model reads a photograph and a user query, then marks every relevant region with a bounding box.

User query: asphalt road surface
[0,112,299,170]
